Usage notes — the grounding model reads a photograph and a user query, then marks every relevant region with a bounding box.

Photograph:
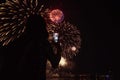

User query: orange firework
[49,9,64,23]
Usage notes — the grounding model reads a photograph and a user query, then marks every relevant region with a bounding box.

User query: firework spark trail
[41,9,81,58]
[0,1,81,58]
[0,0,43,46]
[59,22,81,58]
[46,21,81,58]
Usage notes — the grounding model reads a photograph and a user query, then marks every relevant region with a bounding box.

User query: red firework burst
[49,9,64,23]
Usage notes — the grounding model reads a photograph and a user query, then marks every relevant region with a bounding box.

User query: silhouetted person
[0,14,61,80]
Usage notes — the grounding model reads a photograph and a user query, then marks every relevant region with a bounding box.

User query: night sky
[0,0,113,74]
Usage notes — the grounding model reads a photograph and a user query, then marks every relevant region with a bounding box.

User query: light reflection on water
[47,74,112,80]
[47,78,79,80]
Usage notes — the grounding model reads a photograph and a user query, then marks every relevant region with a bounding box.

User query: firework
[52,21,81,58]
[0,1,81,58]
[0,0,43,46]
[49,9,64,24]
[41,8,81,58]
[41,9,62,32]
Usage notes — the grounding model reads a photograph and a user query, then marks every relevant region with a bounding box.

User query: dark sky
[0,0,113,74]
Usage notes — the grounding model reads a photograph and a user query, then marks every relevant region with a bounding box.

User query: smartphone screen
[53,33,59,42]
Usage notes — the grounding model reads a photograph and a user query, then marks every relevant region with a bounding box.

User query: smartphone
[53,33,59,42]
